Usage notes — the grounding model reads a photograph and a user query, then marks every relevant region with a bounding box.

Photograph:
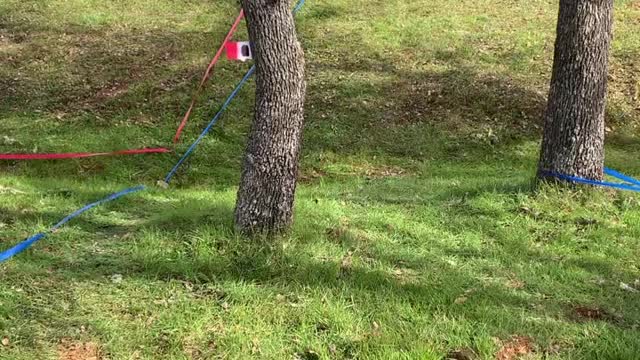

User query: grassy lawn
[1,0,639,358]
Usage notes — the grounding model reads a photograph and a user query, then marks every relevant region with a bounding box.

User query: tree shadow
[17,215,640,336]
[303,55,547,159]
[2,181,639,358]
[0,22,245,117]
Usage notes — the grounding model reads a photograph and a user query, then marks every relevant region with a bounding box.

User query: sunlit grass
[0,0,639,359]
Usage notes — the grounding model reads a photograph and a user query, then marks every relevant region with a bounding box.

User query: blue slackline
[544,167,640,193]
[164,66,256,184]
[604,167,640,187]
[0,186,145,263]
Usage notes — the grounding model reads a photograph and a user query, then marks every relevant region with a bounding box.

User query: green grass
[1,0,639,359]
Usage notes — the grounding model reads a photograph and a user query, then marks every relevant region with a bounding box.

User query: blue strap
[293,0,306,13]
[544,170,640,192]
[51,185,146,230]
[164,0,306,184]
[164,66,255,184]
[0,233,46,263]
[0,185,146,263]
[604,167,640,187]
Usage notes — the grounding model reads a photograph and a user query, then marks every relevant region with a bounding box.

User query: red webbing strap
[173,10,245,143]
[0,147,171,160]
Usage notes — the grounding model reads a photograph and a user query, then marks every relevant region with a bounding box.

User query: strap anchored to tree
[543,167,640,192]
[164,0,306,184]
[173,10,246,143]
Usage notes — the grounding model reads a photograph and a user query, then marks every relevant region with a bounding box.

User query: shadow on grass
[0,16,552,187]
[0,22,243,116]
[2,176,640,358]
[20,220,640,335]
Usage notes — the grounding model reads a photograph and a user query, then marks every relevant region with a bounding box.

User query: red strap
[173,10,245,144]
[0,147,171,160]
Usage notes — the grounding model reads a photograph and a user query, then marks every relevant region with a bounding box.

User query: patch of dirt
[495,336,534,360]
[348,164,409,179]
[95,81,129,99]
[362,165,407,178]
[299,168,327,184]
[390,267,419,285]
[0,27,187,119]
[506,278,525,289]
[608,58,640,120]
[573,306,610,321]
[0,32,24,54]
[387,73,546,136]
[326,226,348,240]
[58,339,101,360]
[445,347,477,360]
[339,251,353,274]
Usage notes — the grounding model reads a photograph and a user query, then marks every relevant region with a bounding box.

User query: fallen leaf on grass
[328,344,337,356]
[372,321,381,336]
[619,282,638,293]
[1,136,18,145]
[250,338,261,355]
[454,296,468,304]
[0,185,26,194]
[454,288,476,304]
[496,336,533,360]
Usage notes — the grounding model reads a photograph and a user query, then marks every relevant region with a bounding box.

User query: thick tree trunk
[234,0,306,235]
[537,0,613,182]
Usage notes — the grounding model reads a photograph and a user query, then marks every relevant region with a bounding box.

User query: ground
[0,0,639,359]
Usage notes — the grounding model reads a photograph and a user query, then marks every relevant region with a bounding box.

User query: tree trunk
[234,0,306,235]
[537,0,613,182]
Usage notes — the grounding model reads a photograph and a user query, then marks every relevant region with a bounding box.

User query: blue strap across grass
[0,186,146,263]
[164,66,256,184]
[545,167,640,193]
[604,168,640,187]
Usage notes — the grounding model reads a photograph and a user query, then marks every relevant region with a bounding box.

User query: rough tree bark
[537,0,614,182]
[234,0,306,235]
